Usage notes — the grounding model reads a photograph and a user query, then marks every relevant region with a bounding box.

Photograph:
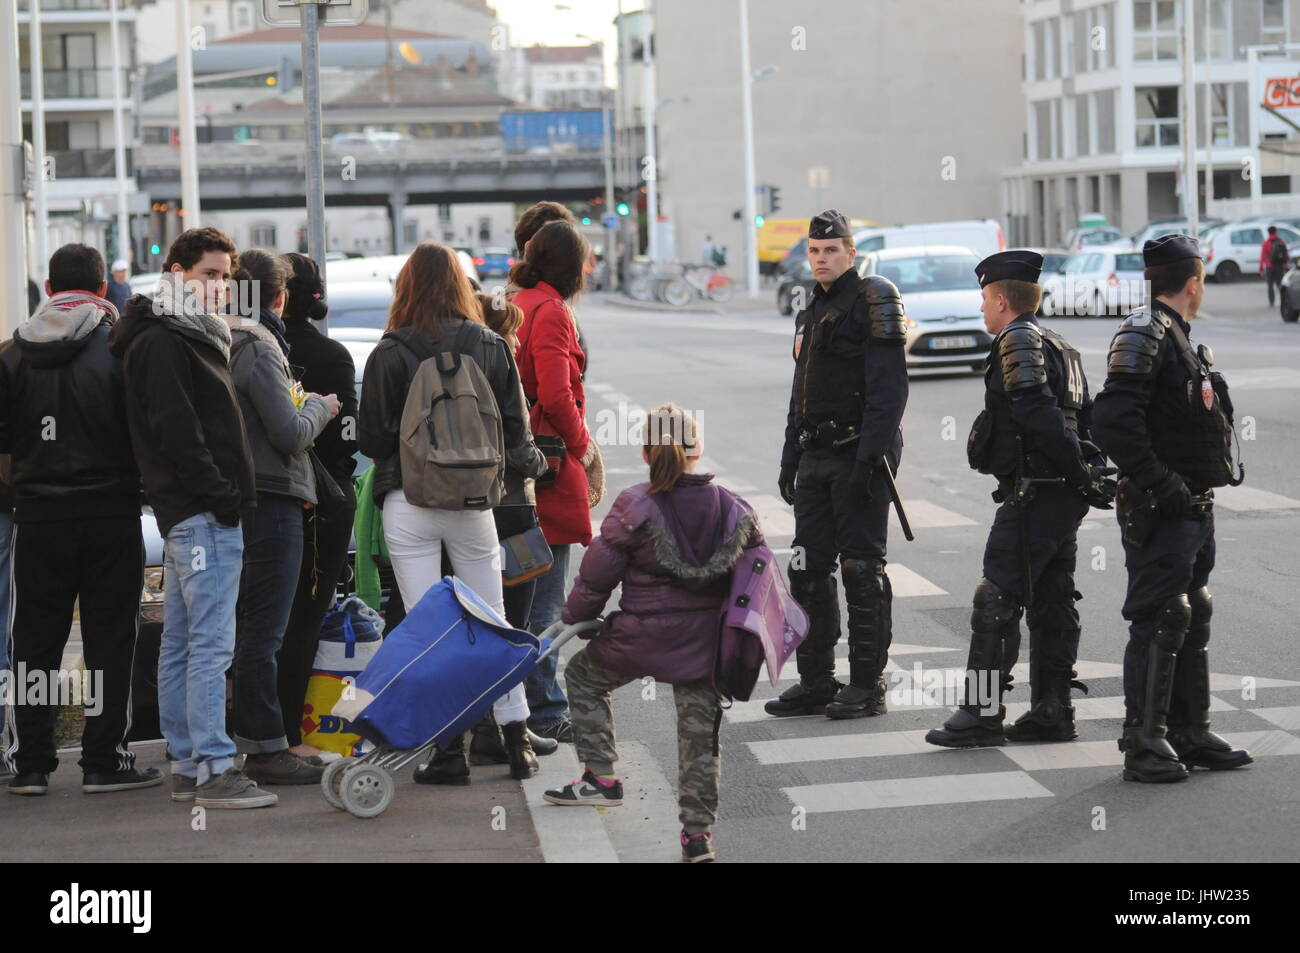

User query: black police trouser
[5,515,144,776]
[979,485,1090,690]
[1119,511,1215,725]
[788,446,898,684]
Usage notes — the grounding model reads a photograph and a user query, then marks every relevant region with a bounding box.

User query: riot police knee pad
[1188,587,1212,625]
[972,578,1020,632]
[841,557,888,600]
[788,567,837,606]
[1152,594,1192,652]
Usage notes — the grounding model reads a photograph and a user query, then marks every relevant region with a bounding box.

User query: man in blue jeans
[111,227,274,808]
[527,544,573,739]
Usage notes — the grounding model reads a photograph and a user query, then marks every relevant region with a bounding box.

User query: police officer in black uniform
[925,250,1116,748]
[1092,234,1252,783]
[765,210,908,719]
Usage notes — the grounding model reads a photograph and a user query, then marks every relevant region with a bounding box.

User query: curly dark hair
[162,226,238,274]
[508,221,588,300]
[282,252,328,321]
[514,201,576,256]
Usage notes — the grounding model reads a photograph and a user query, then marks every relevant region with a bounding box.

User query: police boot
[1120,597,1190,783]
[765,571,844,717]
[827,558,891,719]
[413,732,470,785]
[1005,627,1083,742]
[1166,588,1253,771]
[925,579,1017,748]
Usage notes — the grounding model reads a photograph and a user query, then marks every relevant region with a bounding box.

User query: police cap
[975,249,1043,288]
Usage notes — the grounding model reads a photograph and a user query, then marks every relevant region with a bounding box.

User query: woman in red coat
[511,220,594,740]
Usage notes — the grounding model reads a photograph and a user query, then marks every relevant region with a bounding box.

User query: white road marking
[891,499,978,529]
[1000,730,1300,771]
[783,771,1053,813]
[1250,706,1300,731]
[1213,485,1300,511]
[886,563,949,597]
[1004,694,1235,722]
[745,494,798,539]
[522,741,619,864]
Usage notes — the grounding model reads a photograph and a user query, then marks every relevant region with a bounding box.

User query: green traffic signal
[150,243,161,255]
[581,217,591,225]
[755,215,766,227]
[616,203,630,216]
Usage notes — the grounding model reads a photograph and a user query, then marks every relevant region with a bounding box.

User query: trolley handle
[537,618,603,660]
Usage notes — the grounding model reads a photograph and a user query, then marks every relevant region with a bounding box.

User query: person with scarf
[110,227,272,808]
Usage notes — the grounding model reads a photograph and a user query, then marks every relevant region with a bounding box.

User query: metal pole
[29,0,47,282]
[175,0,201,227]
[738,0,759,298]
[602,93,617,291]
[642,0,659,263]
[300,1,327,287]
[109,0,130,264]
[2,0,29,330]
[1203,0,1213,217]
[1247,47,1262,216]
[1181,0,1197,234]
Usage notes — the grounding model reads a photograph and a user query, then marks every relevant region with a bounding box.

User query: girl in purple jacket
[543,404,762,863]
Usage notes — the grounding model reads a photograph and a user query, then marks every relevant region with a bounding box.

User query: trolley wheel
[662,278,692,307]
[321,756,357,810]
[341,764,394,819]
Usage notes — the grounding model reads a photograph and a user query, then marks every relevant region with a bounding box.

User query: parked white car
[326,251,480,289]
[860,245,990,371]
[1202,221,1300,282]
[854,220,1005,260]
[1040,248,1147,317]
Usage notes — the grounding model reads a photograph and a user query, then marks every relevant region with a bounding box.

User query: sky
[489,0,643,79]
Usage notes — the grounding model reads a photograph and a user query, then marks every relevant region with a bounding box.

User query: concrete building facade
[649,0,1026,268]
[1006,0,1300,247]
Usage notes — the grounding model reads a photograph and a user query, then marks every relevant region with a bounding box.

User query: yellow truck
[759,217,878,274]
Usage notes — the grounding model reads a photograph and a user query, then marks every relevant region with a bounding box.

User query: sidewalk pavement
[589,290,781,318]
[0,739,544,862]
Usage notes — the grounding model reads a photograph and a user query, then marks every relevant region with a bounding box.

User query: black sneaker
[543,770,623,806]
[83,767,164,794]
[681,830,716,863]
[530,718,575,744]
[7,772,49,796]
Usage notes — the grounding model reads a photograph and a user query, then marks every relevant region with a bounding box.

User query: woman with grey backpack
[358,242,549,781]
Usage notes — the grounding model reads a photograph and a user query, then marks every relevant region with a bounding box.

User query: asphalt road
[536,279,1300,863]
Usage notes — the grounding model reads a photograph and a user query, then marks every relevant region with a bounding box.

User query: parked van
[852,219,1005,259]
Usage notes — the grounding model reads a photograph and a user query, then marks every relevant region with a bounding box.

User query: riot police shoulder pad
[861,275,907,342]
[999,325,1046,391]
[1107,310,1166,377]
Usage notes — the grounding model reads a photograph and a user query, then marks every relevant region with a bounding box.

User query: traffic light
[768,186,782,215]
[755,214,766,228]
[581,217,591,225]
[616,202,630,216]
[150,243,160,255]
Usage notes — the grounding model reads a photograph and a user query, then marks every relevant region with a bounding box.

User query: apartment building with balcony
[19,0,141,263]
[1005,0,1300,247]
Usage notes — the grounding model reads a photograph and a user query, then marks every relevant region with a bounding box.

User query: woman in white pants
[358,242,547,781]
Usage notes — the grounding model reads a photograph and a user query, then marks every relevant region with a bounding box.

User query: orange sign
[1263,76,1300,108]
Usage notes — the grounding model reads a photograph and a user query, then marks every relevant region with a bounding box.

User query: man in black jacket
[0,243,159,796]
[766,210,909,719]
[109,227,272,809]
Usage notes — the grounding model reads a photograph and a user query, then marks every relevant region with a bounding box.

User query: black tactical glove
[1149,469,1191,519]
[1076,463,1119,509]
[779,465,798,505]
[847,458,880,502]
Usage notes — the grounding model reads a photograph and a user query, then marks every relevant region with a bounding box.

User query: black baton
[831,433,914,542]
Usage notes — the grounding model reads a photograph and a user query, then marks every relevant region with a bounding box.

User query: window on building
[1196,0,1231,61]
[1262,0,1287,43]
[251,224,276,247]
[1096,90,1117,152]
[1034,101,1052,159]
[1136,86,1180,147]
[1062,15,1075,77]
[1048,16,1061,78]
[1134,0,1178,61]
[404,219,419,246]
[235,5,252,31]
[1076,94,1091,155]
[479,217,491,242]
[1053,99,1063,158]
[1200,81,1232,146]
[1033,21,1047,80]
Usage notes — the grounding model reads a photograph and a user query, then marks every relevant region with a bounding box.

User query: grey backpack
[397,323,504,510]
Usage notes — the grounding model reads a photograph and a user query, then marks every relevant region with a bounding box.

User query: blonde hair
[643,403,700,494]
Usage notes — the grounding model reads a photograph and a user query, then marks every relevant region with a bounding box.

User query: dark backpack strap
[1163,316,1206,379]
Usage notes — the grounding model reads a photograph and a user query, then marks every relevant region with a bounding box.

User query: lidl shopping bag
[302,597,384,756]
[332,576,541,750]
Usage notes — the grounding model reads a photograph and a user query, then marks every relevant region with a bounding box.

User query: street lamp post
[29,0,48,283]
[738,0,771,298]
[643,0,660,263]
